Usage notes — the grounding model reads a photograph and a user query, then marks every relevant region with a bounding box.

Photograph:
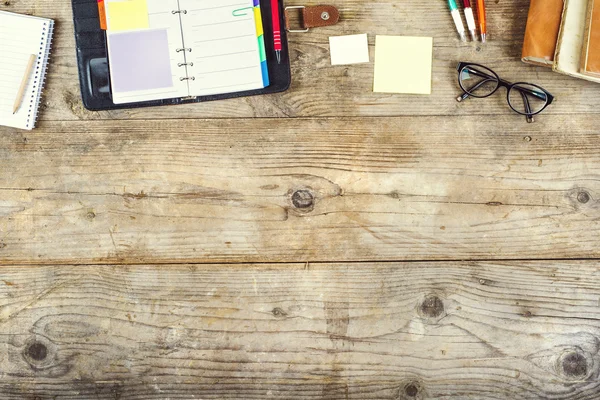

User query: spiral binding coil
[27,20,54,129]
[173,8,194,83]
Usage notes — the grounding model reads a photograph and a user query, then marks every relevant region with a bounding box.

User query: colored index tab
[98,0,107,30]
[254,7,264,37]
[106,0,149,32]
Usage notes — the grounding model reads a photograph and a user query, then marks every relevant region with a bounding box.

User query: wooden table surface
[1,0,600,399]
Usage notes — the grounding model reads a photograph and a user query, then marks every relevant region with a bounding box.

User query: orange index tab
[98,0,107,30]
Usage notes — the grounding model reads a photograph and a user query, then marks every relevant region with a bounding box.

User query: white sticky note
[374,35,433,94]
[329,34,370,65]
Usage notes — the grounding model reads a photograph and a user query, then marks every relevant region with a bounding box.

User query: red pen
[271,0,282,64]
[462,0,477,41]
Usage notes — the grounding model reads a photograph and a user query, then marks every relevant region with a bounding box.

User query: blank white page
[178,0,265,96]
[0,11,53,130]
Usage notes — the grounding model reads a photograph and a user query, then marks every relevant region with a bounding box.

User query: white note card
[329,34,370,65]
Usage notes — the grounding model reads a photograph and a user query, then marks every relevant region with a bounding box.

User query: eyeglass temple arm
[513,86,547,102]
[461,68,496,80]
[456,78,496,102]
[519,90,534,123]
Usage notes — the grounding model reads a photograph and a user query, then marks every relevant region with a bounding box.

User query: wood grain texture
[1,116,599,264]
[1,0,600,121]
[1,1,599,398]
[0,261,599,399]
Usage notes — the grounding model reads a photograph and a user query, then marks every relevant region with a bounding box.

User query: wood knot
[420,295,444,319]
[577,191,591,204]
[291,190,314,210]
[22,336,56,369]
[272,307,288,318]
[561,351,588,379]
[524,136,532,142]
[27,342,47,361]
[405,384,419,397]
[397,381,424,400]
[0,242,5,249]
[86,211,96,221]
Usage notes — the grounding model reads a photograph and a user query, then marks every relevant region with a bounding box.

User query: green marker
[447,0,467,42]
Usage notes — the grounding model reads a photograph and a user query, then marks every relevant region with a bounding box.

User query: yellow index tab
[253,7,264,37]
[106,0,149,32]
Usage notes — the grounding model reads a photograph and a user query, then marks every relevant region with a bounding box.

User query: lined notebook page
[179,0,266,96]
[107,0,189,104]
[0,11,53,130]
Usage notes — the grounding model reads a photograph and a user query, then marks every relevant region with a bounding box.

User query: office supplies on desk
[0,11,54,130]
[72,0,290,110]
[373,36,433,95]
[455,62,554,123]
[271,0,282,63]
[477,0,487,42]
[522,0,563,67]
[462,0,477,41]
[446,0,466,42]
[581,0,600,76]
[329,34,370,65]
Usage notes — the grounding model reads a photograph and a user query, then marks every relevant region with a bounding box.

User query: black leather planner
[71,0,291,111]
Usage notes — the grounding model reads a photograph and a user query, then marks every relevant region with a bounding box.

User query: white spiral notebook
[0,11,54,130]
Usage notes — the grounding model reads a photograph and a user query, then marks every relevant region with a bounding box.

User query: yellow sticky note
[106,0,149,32]
[374,36,433,95]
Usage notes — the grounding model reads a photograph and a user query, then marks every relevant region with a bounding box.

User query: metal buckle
[285,6,309,32]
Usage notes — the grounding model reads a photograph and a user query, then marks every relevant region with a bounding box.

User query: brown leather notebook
[582,0,600,76]
[522,0,564,67]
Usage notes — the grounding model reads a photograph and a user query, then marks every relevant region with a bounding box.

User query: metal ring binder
[172,10,188,14]
[176,48,192,53]
[178,62,194,67]
[180,77,196,81]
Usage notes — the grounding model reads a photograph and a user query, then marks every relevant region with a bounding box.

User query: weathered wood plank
[1,116,599,264]
[1,0,599,121]
[0,261,598,399]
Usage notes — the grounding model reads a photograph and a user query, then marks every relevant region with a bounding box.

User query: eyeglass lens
[459,65,499,98]
[507,83,549,116]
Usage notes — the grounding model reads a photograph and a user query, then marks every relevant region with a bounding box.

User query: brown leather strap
[303,5,339,28]
[285,5,340,31]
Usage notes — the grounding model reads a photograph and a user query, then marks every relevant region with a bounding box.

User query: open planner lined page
[0,11,54,130]
[105,0,267,104]
[179,0,266,96]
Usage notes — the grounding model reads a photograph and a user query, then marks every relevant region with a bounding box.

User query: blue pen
[447,0,467,42]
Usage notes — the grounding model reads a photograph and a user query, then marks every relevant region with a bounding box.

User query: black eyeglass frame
[456,62,555,121]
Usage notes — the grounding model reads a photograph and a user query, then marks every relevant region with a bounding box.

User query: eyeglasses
[455,62,554,123]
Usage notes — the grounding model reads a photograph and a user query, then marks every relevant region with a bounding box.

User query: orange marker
[477,0,487,42]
